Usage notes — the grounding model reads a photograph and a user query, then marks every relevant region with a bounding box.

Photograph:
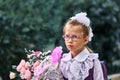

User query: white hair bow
[70,12,93,41]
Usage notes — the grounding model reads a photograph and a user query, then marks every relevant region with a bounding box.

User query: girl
[60,12,104,80]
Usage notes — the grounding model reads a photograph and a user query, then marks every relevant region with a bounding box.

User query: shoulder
[77,52,99,62]
[61,52,100,62]
[88,53,99,60]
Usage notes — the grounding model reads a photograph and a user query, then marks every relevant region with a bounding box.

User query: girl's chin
[67,47,74,51]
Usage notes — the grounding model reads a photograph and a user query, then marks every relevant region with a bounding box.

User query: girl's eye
[66,35,70,38]
[72,35,79,39]
[63,34,70,39]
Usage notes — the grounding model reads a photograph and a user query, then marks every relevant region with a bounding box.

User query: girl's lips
[67,45,73,48]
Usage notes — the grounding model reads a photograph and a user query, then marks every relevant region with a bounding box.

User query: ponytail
[85,46,93,53]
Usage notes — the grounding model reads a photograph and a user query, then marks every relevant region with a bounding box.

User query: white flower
[9,72,16,79]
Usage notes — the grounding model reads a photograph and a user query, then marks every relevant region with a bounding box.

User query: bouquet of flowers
[9,46,64,80]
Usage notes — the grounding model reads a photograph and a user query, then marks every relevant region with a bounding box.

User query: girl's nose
[67,38,73,42]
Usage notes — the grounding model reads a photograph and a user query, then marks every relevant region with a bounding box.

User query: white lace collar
[62,48,98,62]
[60,48,100,80]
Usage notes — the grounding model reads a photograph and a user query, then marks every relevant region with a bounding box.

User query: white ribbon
[70,12,93,41]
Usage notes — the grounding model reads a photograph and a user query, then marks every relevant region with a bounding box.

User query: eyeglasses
[62,34,83,41]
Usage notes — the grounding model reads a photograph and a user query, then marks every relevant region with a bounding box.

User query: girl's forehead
[65,25,83,32]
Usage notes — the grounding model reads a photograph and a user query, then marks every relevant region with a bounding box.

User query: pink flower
[16,59,26,71]
[33,61,40,68]
[35,51,42,57]
[51,46,63,65]
[24,70,31,80]
[20,67,26,75]
[33,66,40,76]
[25,62,31,69]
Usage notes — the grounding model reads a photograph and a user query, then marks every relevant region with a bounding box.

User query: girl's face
[63,24,89,55]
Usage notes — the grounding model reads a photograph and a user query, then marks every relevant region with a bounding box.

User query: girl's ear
[84,36,89,45]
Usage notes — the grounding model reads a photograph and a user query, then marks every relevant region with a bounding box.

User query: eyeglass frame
[62,34,83,41]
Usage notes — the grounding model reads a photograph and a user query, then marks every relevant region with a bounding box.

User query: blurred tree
[114,0,120,7]
[0,0,120,79]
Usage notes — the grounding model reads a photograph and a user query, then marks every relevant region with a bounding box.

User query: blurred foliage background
[0,0,120,80]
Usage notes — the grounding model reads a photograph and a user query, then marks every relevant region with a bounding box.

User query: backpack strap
[85,61,109,80]
[85,66,94,80]
[100,61,108,80]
